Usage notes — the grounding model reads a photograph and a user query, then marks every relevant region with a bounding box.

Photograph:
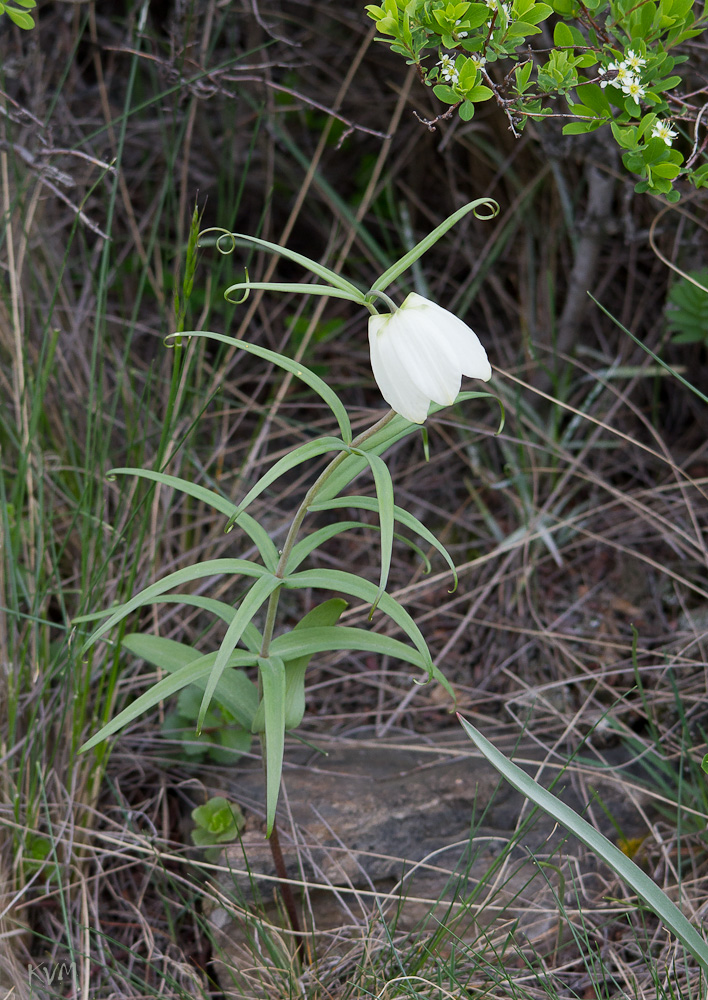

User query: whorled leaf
[80,650,258,752]
[107,467,279,570]
[458,714,708,975]
[171,330,352,444]
[78,559,270,651]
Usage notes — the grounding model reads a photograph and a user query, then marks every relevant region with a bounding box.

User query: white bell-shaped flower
[368,291,491,423]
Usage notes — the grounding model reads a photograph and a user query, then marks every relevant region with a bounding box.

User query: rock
[203,730,653,993]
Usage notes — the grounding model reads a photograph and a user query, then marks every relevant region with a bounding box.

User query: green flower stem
[255,406,397,910]
[258,407,397,661]
[364,289,399,315]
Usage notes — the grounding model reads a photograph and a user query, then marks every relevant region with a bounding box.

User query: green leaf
[200,230,362,298]
[308,495,458,590]
[651,161,681,178]
[107,467,279,570]
[270,625,429,670]
[666,268,708,344]
[252,598,347,732]
[369,199,499,295]
[121,633,259,728]
[464,84,494,101]
[224,280,365,303]
[553,21,574,44]
[563,120,603,134]
[611,122,638,149]
[80,650,257,752]
[285,522,365,572]
[351,449,395,612]
[191,797,244,845]
[227,436,351,530]
[5,6,34,26]
[198,574,282,731]
[284,568,454,697]
[459,101,475,121]
[433,84,459,104]
[174,331,352,444]
[574,82,610,115]
[258,654,286,835]
[154,593,264,652]
[80,559,270,651]
[316,390,501,502]
[458,714,708,974]
[515,60,534,90]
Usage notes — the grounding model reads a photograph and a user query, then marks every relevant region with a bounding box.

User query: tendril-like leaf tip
[472,197,499,221]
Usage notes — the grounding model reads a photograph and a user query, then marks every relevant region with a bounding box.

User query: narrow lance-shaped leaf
[258,654,286,837]
[120,633,259,728]
[270,625,428,670]
[284,568,453,699]
[152,593,265,652]
[309,494,458,591]
[227,437,351,531]
[107,467,279,570]
[173,330,352,444]
[285,520,433,579]
[369,198,499,294]
[285,522,367,573]
[80,650,258,753]
[197,574,283,732]
[79,559,270,651]
[317,391,500,503]
[349,448,395,614]
[252,599,347,733]
[458,714,708,975]
[224,281,364,303]
[199,228,365,298]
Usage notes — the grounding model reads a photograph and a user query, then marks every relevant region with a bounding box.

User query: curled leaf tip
[472,197,500,220]
[224,268,250,305]
[196,227,235,253]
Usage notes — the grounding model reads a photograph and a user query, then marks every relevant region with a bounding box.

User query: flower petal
[387,292,462,406]
[408,295,492,382]
[368,315,431,423]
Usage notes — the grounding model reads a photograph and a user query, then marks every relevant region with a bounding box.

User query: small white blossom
[368,292,491,424]
[598,61,620,88]
[470,53,487,69]
[615,63,635,88]
[438,54,460,85]
[438,53,456,73]
[454,18,469,37]
[624,49,646,71]
[621,76,645,101]
[651,120,679,145]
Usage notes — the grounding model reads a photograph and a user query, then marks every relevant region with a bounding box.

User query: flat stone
[204,729,653,992]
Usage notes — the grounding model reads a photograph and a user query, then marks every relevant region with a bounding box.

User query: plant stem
[255,407,397,948]
[259,407,397,658]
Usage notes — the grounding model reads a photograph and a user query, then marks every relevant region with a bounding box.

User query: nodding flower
[368,292,491,423]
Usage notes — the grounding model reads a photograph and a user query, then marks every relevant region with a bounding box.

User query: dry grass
[1,1,708,997]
